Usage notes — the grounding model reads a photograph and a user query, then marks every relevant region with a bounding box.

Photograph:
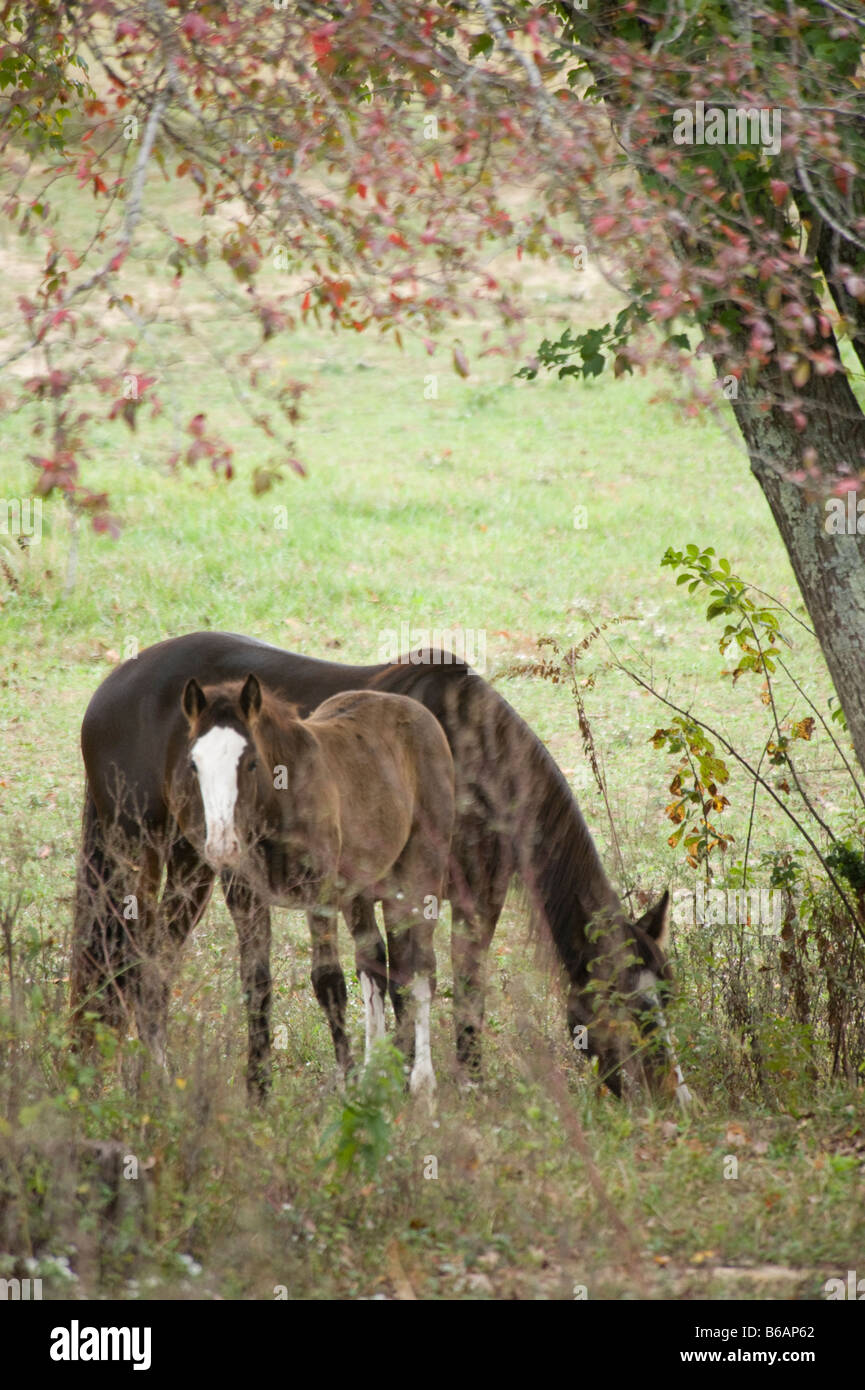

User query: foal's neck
[257,700,317,763]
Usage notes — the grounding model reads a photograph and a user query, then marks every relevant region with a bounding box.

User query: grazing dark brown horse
[72,631,676,1099]
[169,674,453,1096]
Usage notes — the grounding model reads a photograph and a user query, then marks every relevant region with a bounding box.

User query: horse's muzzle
[204,834,241,869]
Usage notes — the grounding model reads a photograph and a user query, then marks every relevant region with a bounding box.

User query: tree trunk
[728,363,865,771]
[557,0,865,773]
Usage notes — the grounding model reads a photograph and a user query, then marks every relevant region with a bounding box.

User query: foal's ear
[182,677,207,724]
[637,889,670,948]
[239,673,262,722]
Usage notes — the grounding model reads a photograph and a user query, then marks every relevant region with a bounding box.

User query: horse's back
[311,688,454,776]
[80,632,391,833]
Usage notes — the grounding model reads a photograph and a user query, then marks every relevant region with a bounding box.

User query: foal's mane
[257,688,303,728]
[199,678,303,729]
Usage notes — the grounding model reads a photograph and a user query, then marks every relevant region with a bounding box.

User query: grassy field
[1,153,864,1302]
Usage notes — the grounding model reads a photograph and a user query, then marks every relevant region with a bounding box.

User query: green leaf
[469,33,494,57]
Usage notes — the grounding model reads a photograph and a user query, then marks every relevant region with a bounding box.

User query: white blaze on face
[191,725,247,867]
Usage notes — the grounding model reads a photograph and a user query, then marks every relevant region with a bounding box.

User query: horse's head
[567,891,687,1103]
[177,673,270,870]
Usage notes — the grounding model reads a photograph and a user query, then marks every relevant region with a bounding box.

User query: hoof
[409,1064,436,1112]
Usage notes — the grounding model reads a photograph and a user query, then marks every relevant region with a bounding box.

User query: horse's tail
[70,783,131,1033]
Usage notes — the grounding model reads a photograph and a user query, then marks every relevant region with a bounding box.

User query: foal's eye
[248,758,258,772]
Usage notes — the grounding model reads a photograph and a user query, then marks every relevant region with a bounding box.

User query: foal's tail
[70,783,132,1033]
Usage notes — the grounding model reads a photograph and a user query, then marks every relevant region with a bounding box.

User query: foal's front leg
[222,872,272,1100]
[309,906,352,1077]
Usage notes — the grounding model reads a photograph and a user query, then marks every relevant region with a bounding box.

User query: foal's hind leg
[382,898,437,1099]
[222,874,272,1100]
[346,898,387,1065]
[385,917,414,1062]
[134,838,213,1069]
[309,906,352,1077]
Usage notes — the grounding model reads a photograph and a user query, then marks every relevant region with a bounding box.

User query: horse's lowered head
[565,891,689,1104]
[174,672,300,872]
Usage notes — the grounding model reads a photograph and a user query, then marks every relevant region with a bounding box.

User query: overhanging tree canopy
[2,0,865,761]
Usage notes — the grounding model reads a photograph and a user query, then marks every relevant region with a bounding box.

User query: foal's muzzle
[204,831,241,869]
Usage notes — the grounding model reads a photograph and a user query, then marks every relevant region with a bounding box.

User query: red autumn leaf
[92,513,121,538]
[311,24,337,62]
[181,13,209,41]
[769,179,789,206]
[79,491,110,513]
[592,214,617,237]
[186,438,210,466]
[211,452,234,479]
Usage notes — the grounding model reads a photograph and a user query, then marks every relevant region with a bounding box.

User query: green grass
[1,149,864,1302]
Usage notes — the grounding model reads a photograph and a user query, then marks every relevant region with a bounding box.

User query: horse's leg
[346,898,387,1065]
[308,906,352,1077]
[133,837,214,1069]
[440,811,511,1076]
[71,790,133,1035]
[385,916,415,1062]
[222,873,272,1100]
[451,886,507,1077]
[382,897,437,1099]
